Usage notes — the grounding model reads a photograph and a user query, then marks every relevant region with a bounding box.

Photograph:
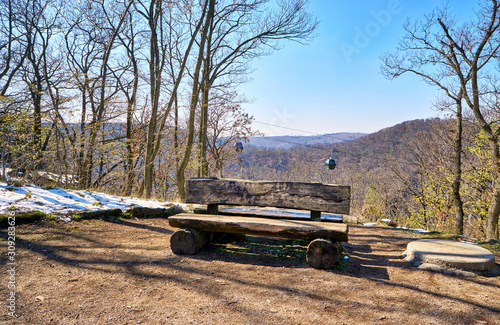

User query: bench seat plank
[169,213,348,242]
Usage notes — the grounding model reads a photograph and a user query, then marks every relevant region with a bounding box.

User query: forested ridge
[229,118,494,239]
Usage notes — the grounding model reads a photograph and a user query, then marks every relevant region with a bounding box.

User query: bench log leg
[207,204,219,215]
[306,239,340,269]
[311,210,321,221]
[170,228,210,255]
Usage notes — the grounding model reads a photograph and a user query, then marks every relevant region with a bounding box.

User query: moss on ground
[0,211,47,228]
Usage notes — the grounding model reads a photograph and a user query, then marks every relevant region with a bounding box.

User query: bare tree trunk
[177,0,215,200]
[123,71,137,196]
[453,96,464,235]
[1,135,6,181]
[80,0,135,190]
[174,92,179,171]
[471,68,500,239]
[141,0,208,198]
[486,136,500,240]
[77,77,88,188]
[121,18,139,197]
[142,0,163,198]
[25,16,47,172]
[198,16,214,178]
[486,182,500,239]
[216,156,223,178]
[198,83,210,177]
[29,76,43,168]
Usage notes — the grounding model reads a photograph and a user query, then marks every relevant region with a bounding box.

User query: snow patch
[0,182,189,220]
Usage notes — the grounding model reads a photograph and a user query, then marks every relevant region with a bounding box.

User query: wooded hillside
[227,118,493,239]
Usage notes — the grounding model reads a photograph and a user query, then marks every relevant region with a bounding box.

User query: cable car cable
[253,120,362,144]
[248,127,396,168]
[251,136,333,152]
[253,121,323,136]
[252,120,403,158]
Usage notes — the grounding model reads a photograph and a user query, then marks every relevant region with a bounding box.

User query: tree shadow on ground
[103,218,174,234]
[4,220,499,324]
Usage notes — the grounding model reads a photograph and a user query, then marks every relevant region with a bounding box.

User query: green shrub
[44,214,60,222]
[12,180,24,187]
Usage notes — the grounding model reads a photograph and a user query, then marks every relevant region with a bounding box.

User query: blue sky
[239,0,474,136]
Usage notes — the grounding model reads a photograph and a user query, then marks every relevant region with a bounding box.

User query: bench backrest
[185,178,350,215]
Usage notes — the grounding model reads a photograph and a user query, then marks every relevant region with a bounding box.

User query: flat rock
[403,239,495,271]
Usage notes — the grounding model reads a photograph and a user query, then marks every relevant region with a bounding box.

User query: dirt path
[1,218,499,324]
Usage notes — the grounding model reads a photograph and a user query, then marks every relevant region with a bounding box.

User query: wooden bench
[168,178,351,269]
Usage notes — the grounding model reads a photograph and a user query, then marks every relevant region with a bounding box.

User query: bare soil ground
[1,218,499,325]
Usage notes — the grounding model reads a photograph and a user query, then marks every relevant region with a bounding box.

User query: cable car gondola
[325,149,336,170]
[235,142,243,153]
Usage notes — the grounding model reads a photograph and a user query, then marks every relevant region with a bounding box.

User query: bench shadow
[166,224,405,281]
[188,236,311,269]
[181,225,410,280]
[185,236,392,280]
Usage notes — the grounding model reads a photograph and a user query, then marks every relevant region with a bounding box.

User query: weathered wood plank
[185,178,351,215]
[169,213,348,242]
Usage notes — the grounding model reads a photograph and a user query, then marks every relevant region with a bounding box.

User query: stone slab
[403,239,495,271]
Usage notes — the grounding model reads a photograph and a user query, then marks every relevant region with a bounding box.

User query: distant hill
[335,118,445,155]
[247,132,366,149]
[328,117,447,170]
